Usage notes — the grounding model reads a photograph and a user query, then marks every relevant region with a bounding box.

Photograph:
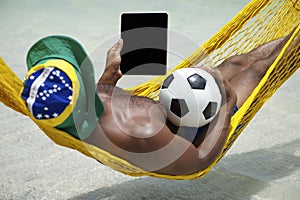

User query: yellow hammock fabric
[0,0,299,180]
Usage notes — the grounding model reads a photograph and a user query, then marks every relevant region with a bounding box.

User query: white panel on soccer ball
[159,88,172,109]
[180,90,206,127]
[169,70,191,98]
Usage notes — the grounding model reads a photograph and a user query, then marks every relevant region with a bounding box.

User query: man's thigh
[228,67,262,107]
[216,53,252,81]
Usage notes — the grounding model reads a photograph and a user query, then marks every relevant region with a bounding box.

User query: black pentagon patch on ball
[162,74,174,89]
[170,99,189,117]
[187,73,206,89]
[203,102,218,120]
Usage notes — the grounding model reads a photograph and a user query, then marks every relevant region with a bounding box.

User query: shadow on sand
[70,139,300,200]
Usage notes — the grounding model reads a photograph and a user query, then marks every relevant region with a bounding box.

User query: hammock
[0,0,299,180]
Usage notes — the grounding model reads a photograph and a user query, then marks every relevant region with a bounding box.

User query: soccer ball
[159,67,222,127]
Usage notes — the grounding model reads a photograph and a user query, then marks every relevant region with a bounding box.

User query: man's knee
[223,54,249,68]
[249,59,271,77]
[217,53,252,81]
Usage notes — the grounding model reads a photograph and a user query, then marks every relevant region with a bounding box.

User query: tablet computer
[120,12,168,75]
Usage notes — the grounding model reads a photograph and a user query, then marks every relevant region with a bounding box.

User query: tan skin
[85,31,298,175]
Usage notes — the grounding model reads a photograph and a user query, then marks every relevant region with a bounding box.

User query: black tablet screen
[120,13,168,75]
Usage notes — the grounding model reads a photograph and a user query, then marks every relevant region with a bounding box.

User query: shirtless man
[84,32,297,175]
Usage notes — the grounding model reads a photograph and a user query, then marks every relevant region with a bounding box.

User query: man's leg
[216,34,292,82]
[227,32,298,107]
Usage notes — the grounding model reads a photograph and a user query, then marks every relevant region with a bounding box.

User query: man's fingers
[108,39,123,55]
[113,39,124,54]
[116,39,123,54]
[106,39,123,68]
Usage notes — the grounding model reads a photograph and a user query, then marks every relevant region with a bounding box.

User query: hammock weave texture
[0,0,299,180]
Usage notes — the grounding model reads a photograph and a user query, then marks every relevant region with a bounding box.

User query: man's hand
[98,39,123,86]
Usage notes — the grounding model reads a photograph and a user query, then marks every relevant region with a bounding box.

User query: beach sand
[0,0,299,199]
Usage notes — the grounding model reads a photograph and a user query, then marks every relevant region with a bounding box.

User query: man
[87,32,296,175]
[21,31,297,176]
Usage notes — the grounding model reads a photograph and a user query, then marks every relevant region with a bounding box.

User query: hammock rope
[0,0,299,180]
